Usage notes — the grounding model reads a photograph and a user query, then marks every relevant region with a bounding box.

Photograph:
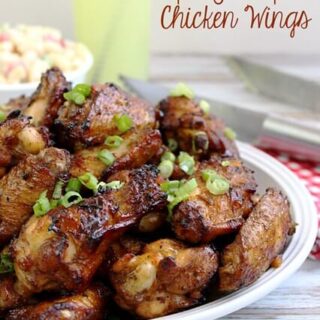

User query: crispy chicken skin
[110,239,218,319]
[23,68,71,127]
[70,128,162,179]
[0,148,70,246]
[0,114,49,176]
[172,157,257,243]
[54,83,155,150]
[219,188,292,292]
[0,165,167,310]
[5,285,108,320]
[157,96,239,159]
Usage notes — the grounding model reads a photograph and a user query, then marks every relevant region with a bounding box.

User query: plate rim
[154,142,318,320]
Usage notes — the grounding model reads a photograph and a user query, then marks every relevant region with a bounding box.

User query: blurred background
[2,0,320,83]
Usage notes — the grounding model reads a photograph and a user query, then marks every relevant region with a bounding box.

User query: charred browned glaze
[5,285,108,320]
[172,156,257,243]
[24,67,71,127]
[70,128,162,179]
[109,239,218,319]
[156,96,239,159]
[0,113,49,177]
[0,165,166,310]
[219,188,292,292]
[54,83,155,150]
[0,147,70,245]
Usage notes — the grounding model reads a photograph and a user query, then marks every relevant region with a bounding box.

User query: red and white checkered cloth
[262,149,320,260]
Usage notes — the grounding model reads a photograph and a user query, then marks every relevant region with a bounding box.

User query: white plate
[156,142,318,320]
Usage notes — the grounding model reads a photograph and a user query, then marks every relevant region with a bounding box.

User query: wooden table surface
[149,53,320,319]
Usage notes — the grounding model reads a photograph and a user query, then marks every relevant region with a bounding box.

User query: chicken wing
[70,128,162,179]
[0,165,166,310]
[109,239,218,319]
[0,113,49,176]
[1,96,30,115]
[171,157,257,243]
[219,188,293,292]
[23,68,71,127]
[0,147,71,245]
[156,96,239,158]
[5,284,108,320]
[54,83,155,150]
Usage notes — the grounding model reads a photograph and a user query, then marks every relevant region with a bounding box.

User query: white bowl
[156,142,318,320]
[0,51,93,104]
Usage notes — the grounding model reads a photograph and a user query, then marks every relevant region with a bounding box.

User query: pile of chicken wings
[0,68,294,319]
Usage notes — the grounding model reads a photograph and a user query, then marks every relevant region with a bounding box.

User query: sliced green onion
[106,181,124,190]
[178,152,195,175]
[0,253,14,274]
[105,135,123,148]
[63,84,91,105]
[64,91,85,105]
[170,82,195,99]
[50,199,59,209]
[224,127,237,141]
[33,191,51,217]
[98,150,115,167]
[52,180,64,200]
[73,84,91,97]
[158,160,174,179]
[201,169,219,182]
[66,178,82,193]
[60,191,83,208]
[160,180,180,192]
[79,172,99,191]
[0,111,6,122]
[161,151,176,162]
[206,177,230,196]
[114,114,133,133]
[167,178,198,219]
[192,131,209,153]
[97,181,124,193]
[222,160,231,167]
[167,138,178,152]
[199,100,210,114]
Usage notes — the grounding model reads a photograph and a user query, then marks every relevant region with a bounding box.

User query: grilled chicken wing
[157,96,239,158]
[23,68,71,127]
[110,239,218,319]
[54,83,155,150]
[219,188,293,292]
[172,157,257,243]
[0,147,70,245]
[0,165,166,310]
[70,129,162,179]
[5,285,108,320]
[1,96,31,115]
[0,113,49,176]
